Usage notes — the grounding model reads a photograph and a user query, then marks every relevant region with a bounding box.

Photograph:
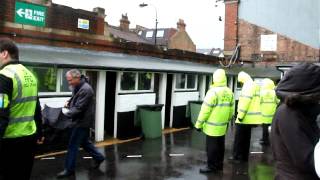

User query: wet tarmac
[31,126,274,180]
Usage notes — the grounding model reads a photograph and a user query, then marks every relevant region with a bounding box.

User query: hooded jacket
[236,71,261,124]
[195,69,234,136]
[260,78,278,124]
[272,63,320,180]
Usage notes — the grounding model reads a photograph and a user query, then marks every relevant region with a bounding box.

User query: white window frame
[119,71,154,93]
[174,73,198,91]
[146,31,154,38]
[156,30,164,37]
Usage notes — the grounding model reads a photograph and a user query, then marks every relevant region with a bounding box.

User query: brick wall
[168,31,196,52]
[238,19,319,62]
[224,0,239,52]
[0,0,104,35]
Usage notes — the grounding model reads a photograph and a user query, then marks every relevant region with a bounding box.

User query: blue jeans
[65,127,105,172]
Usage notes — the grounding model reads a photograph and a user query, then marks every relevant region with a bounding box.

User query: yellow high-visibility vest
[1,64,38,138]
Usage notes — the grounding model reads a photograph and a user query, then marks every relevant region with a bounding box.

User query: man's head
[212,69,226,86]
[237,71,252,84]
[0,38,19,65]
[66,69,81,88]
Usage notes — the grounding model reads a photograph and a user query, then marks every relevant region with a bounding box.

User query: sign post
[15,1,47,27]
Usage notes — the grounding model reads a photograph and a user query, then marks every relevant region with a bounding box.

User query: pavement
[31,125,274,180]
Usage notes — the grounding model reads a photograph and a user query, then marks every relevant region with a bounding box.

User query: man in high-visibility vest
[0,38,43,180]
[229,71,261,163]
[195,69,234,173]
[260,78,278,146]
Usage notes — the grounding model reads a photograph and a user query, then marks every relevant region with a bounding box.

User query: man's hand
[62,108,70,116]
[37,136,45,145]
[64,100,70,108]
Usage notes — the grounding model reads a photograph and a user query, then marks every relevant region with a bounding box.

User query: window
[28,67,57,92]
[138,72,152,90]
[156,30,164,37]
[120,72,153,92]
[121,72,136,91]
[146,31,154,38]
[175,74,186,89]
[175,73,197,90]
[27,66,76,94]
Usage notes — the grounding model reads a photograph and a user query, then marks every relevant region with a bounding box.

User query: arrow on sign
[17,8,25,17]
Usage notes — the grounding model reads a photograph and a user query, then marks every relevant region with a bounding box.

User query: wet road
[31,126,274,180]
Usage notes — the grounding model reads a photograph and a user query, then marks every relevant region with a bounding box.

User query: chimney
[120,14,130,31]
[93,7,106,18]
[177,19,186,31]
[93,7,106,35]
[224,0,239,53]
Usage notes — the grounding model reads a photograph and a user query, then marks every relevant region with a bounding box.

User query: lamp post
[139,3,158,45]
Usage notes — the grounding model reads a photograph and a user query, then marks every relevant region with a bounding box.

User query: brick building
[224,0,319,74]
[0,0,220,143]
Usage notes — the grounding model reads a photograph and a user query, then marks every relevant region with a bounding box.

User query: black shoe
[92,158,105,169]
[56,170,75,178]
[199,167,221,174]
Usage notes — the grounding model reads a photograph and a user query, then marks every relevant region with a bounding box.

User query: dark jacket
[272,63,320,180]
[66,76,95,128]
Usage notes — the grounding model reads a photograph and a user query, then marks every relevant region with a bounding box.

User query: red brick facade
[0,0,104,35]
[224,0,319,64]
[0,0,221,65]
[238,19,319,63]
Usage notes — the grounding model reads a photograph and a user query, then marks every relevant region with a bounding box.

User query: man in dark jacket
[272,63,320,180]
[57,69,105,178]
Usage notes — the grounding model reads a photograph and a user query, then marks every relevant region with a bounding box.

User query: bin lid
[137,104,164,111]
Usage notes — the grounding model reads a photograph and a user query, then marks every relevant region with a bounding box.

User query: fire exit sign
[15,1,47,27]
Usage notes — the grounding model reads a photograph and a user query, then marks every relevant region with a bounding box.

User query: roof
[137,28,177,46]
[107,25,152,44]
[197,48,224,57]
[18,44,217,74]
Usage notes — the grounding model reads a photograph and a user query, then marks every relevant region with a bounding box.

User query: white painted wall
[172,92,200,106]
[95,71,106,142]
[158,73,167,129]
[39,97,70,108]
[117,93,156,112]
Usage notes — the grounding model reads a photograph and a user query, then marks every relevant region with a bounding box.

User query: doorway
[165,74,173,128]
[105,71,117,137]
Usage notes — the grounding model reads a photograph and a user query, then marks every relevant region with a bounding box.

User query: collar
[0,60,20,70]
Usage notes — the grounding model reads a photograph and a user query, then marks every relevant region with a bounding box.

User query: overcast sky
[52,0,225,49]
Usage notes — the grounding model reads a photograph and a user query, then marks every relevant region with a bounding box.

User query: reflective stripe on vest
[206,121,229,126]
[1,64,38,138]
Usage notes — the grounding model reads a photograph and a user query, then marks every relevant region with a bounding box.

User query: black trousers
[206,135,225,170]
[0,134,37,180]
[232,124,252,161]
[261,124,270,143]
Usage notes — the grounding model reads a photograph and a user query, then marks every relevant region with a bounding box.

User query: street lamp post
[139,3,158,45]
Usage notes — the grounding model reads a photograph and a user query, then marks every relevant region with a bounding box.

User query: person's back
[0,38,42,180]
[236,72,261,125]
[195,69,234,173]
[272,63,320,180]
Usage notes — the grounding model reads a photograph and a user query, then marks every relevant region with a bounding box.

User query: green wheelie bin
[188,101,203,126]
[135,104,164,139]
